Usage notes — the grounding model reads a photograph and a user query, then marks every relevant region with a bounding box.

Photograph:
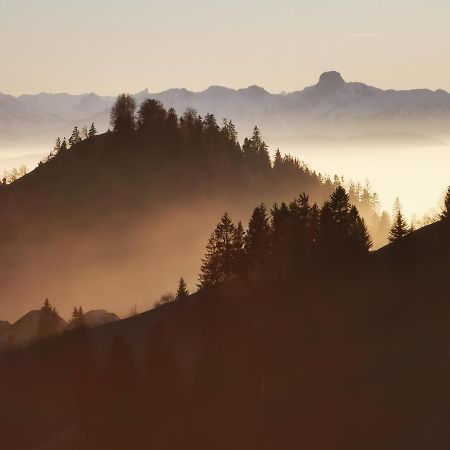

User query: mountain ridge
[2,71,450,159]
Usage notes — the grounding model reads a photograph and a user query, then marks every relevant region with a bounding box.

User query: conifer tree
[176,278,189,299]
[245,204,271,274]
[203,113,219,136]
[221,120,238,144]
[349,205,373,252]
[166,108,178,131]
[60,138,68,152]
[71,306,79,323]
[38,298,61,339]
[68,126,82,147]
[198,213,240,288]
[273,149,283,172]
[69,306,86,329]
[88,122,97,138]
[319,187,372,256]
[242,126,271,172]
[388,201,409,243]
[441,186,450,221]
[232,220,246,274]
[53,137,61,156]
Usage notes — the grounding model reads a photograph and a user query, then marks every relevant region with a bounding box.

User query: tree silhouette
[388,200,409,243]
[110,93,136,134]
[441,186,450,221]
[242,126,271,172]
[137,98,167,134]
[88,122,97,138]
[232,220,246,274]
[221,119,238,144]
[37,298,61,339]
[319,186,372,258]
[53,137,61,156]
[60,137,68,152]
[68,126,82,147]
[198,213,241,288]
[69,306,86,330]
[176,278,189,299]
[244,204,271,274]
[273,149,283,173]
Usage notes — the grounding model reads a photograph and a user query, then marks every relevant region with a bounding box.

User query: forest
[0,94,393,321]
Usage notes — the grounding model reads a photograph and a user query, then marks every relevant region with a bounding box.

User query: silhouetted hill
[6,310,67,347]
[2,220,449,450]
[83,310,119,328]
[0,111,385,320]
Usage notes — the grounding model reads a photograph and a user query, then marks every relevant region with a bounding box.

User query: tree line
[197,186,372,290]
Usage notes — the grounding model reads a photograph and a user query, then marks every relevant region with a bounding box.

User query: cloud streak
[343,33,380,38]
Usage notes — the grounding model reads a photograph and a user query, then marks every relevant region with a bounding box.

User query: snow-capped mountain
[1,71,450,158]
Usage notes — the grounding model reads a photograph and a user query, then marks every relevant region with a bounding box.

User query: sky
[1,0,450,95]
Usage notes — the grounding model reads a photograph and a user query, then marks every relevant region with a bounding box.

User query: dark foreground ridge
[1,218,450,450]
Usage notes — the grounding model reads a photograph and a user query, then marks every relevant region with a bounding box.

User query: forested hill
[1,209,449,450]
[0,96,386,320]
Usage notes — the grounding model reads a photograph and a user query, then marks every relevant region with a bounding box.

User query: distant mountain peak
[317,71,346,91]
[239,85,268,96]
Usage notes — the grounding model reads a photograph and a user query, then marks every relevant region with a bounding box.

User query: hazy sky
[0,0,449,95]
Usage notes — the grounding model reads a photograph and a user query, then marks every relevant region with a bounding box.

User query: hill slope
[1,220,449,450]
[0,113,385,321]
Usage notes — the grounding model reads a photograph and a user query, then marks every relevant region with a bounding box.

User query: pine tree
[319,187,372,257]
[349,206,373,252]
[245,204,271,274]
[38,298,61,339]
[441,186,450,221]
[176,278,189,299]
[273,149,283,172]
[231,220,246,275]
[88,122,97,138]
[221,120,238,144]
[70,306,79,323]
[203,113,219,136]
[60,138,68,152]
[198,213,238,288]
[52,137,61,157]
[242,126,271,172]
[388,208,409,243]
[69,306,86,329]
[68,126,82,147]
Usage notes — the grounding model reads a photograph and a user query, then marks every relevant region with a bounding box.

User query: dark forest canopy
[27,93,387,239]
[198,186,372,290]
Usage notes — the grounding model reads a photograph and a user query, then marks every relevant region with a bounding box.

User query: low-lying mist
[0,198,258,322]
[279,139,450,222]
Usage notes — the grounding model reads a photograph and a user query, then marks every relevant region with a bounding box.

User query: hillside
[1,219,449,450]
[0,103,386,321]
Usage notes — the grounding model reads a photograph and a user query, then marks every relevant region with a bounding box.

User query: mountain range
[1,71,450,162]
